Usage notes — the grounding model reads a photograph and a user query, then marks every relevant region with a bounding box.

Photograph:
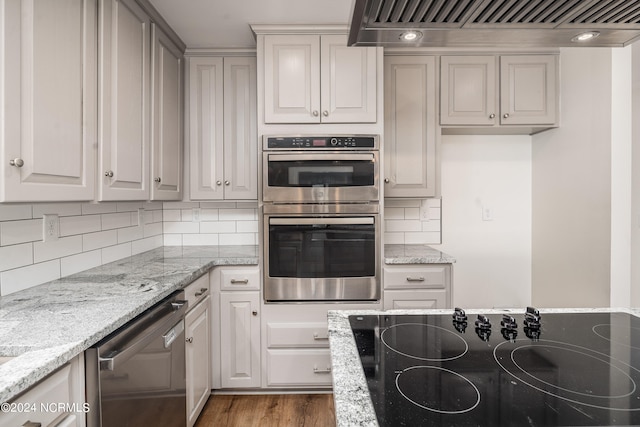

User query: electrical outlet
[43,214,59,242]
[482,206,493,221]
[192,208,200,222]
[420,200,430,221]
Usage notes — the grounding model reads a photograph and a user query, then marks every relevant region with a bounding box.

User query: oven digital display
[312,139,327,147]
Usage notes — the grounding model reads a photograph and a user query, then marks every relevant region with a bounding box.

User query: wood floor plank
[194,394,336,427]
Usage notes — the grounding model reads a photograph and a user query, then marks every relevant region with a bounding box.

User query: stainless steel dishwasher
[86,291,188,427]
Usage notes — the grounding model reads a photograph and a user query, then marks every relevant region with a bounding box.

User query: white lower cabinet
[2,355,85,427]
[184,273,210,427]
[383,264,452,309]
[211,266,261,389]
[266,349,332,387]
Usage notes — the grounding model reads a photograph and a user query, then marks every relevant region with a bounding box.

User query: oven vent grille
[367,0,640,28]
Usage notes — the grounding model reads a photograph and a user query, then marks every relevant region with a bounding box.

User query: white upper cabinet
[150,23,183,201]
[189,56,257,200]
[384,56,437,198]
[1,0,97,202]
[98,0,151,201]
[440,54,558,132]
[263,34,377,124]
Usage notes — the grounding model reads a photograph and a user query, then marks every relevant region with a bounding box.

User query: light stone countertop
[328,307,640,427]
[384,244,456,264]
[0,245,258,404]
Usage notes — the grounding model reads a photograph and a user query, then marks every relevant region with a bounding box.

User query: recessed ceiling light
[571,31,600,42]
[399,31,423,42]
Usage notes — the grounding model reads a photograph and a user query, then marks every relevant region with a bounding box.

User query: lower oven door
[264,214,380,301]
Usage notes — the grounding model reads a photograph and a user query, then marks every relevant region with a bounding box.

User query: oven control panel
[264,135,378,150]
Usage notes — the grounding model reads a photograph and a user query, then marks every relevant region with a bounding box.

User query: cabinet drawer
[5,363,73,426]
[184,273,210,308]
[384,266,446,289]
[383,289,448,310]
[220,268,260,291]
[266,349,332,387]
[266,322,329,348]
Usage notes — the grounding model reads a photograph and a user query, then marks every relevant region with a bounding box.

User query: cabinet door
[99,0,150,200]
[440,56,496,126]
[150,24,182,201]
[384,56,437,197]
[383,289,447,310]
[223,57,258,200]
[189,57,224,200]
[1,0,97,202]
[220,291,260,388]
[320,35,377,123]
[500,55,558,126]
[185,296,211,427]
[263,35,320,123]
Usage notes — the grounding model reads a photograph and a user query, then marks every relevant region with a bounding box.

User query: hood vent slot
[350,0,640,46]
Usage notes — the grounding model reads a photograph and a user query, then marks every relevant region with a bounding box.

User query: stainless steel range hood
[349,0,640,47]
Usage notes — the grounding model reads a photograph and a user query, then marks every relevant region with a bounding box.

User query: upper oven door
[263,151,379,203]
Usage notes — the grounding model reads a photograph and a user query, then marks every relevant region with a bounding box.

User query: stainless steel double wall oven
[262,135,381,302]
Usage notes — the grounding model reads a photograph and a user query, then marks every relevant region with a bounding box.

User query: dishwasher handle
[99,298,188,371]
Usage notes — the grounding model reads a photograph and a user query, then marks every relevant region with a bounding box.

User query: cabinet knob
[224,180,230,186]
[9,158,24,167]
[489,113,496,119]
[105,170,114,178]
[384,178,390,184]
[322,110,329,117]
[154,177,161,183]
[194,288,208,297]
[186,337,193,344]
[503,113,510,119]
[216,180,222,186]
[252,310,258,316]
[312,110,319,117]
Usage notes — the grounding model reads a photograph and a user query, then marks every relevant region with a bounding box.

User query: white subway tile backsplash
[163,234,183,246]
[163,221,200,234]
[181,209,194,222]
[219,208,256,221]
[383,198,442,245]
[385,199,421,208]
[102,243,132,264]
[102,212,133,230]
[237,220,258,233]
[144,222,163,237]
[163,201,199,209]
[82,202,117,215]
[83,230,118,251]
[219,233,255,245]
[385,220,422,233]
[182,234,219,246]
[152,209,163,223]
[131,235,162,255]
[116,202,144,212]
[0,243,33,271]
[405,208,420,220]
[0,205,32,221]
[200,221,235,234]
[163,210,181,222]
[1,219,42,246]
[117,225,144,243]
[199,201,236,209]
[34,236,83,263]
[384,233,405,245]
[1,260,60,295]
[384,207,405,220]
[200,209,219,221]
[33,203,82,217]
[59,215,101,237]
[61,250,102,277]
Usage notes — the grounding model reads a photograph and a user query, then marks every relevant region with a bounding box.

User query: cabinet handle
[194,288,208,297]
[186,337,193,343]
[384,178,390,184]
[503,113,510,119]
[406,276,425,282]
[312,110,319,117]
[224,180,230,186]
[22,422,41,427]
[216,180,222,186]
[489,113,496,119]
[313,332,329,341]
[230,278,249,285]
[105,170,114,178]
[313,366,332,374]
[322,110,329,117]
[252,310,258,316]
[9,158,24,167]
[154,177,161,183]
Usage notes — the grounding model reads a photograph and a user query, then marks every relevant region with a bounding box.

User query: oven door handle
[269,217,374,226]
[268,153,375,162]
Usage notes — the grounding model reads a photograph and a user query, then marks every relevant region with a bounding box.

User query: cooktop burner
[349,311,640,426]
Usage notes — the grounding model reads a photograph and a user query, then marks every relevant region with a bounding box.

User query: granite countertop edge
[0,245,259,404]
[384,244,456,264]
[328,307,640,427]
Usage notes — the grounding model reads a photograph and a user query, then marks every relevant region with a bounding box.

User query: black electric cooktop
[349,310,640,426]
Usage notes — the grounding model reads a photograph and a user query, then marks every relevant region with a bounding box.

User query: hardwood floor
[194,393,336,427]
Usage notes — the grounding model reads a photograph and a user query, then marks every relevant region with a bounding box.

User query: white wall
[437,134,532,309]
[633,42,640,307]
[531,48,612,308]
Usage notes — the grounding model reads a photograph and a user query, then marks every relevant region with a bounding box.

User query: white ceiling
[149,0,355,49]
